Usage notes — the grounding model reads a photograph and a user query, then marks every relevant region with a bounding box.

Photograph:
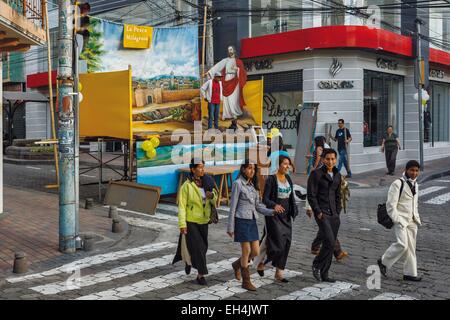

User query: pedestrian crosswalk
[4,240,419,301]
[419,183,450,206]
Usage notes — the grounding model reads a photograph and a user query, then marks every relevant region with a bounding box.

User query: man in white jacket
[200,73,223,130]
[378,160,422,282]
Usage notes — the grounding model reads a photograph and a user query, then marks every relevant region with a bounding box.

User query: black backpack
[377,179,404,229]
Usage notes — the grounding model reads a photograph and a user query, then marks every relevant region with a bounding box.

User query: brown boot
[231,258,241,281]
[241,266,256,291]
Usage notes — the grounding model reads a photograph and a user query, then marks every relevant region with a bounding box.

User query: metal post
[416,19,424,170]
[57,0,76,253]
[73,32,80,241]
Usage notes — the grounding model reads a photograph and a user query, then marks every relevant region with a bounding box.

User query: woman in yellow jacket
[172,158,218,285]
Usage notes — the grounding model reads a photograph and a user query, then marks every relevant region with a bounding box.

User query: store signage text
[376,58,398,70]
[244,59,273,72]
[263,93,299,130]
[429,69,444,79]
[318,80,354,89]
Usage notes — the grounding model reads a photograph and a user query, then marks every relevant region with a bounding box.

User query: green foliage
[168,108,188,121]
[80,18,105,73]
[29,146,54,153]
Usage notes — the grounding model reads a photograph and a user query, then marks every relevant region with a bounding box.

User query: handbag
[377,179,403,229]
[208,203,219,224]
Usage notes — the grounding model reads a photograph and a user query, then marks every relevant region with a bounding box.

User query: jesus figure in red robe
[207,46,247,120]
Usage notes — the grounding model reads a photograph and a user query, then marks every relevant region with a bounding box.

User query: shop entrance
[364,70,403,147]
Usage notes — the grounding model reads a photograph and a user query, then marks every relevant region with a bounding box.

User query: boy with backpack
[377,160,422,282]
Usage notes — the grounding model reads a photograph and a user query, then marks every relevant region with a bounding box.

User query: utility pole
[416,18,425,171]
[57,0,77,253]
[205,0,214,73]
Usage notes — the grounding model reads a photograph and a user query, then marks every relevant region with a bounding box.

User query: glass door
[430,83,450,143]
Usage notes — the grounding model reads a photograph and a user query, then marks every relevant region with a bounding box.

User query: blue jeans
[208,103,220,129]
[337,149,351,175]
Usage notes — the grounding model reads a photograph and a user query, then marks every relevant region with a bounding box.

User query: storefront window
[363,70,403,147]
[263,91,303,148]
[249,70,303,148]
[427,82,450,143]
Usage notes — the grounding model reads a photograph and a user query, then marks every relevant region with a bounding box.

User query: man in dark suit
[307,148,342,282]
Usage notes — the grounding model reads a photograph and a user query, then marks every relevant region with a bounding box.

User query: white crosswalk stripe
[75,258,237,300]
[371,293,416,300]
[425,192,450,205]
[167,269,302,300]
[275,281,359,300]
[30,250,217,295]
[419,186,446,197]
[110,206,228,222]
[6,242,176,284]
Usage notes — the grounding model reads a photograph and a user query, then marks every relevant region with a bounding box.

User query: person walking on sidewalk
[330,119,352,178]
[381,125,401,176]
[307,148,342,283]
[201,73,223,130]
[377,160,422,282]
[227,162,279,291]
[254,155,298,283]
[173,158,218,286]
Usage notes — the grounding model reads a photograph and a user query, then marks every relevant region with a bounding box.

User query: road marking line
[107,206,227,222]
[436,180,450,183]
[275,281,359,300]
[26,166,42,170]
[81,174,96,178]
[6,242,176,284]
[167,269,302,300]
[158,203,230,215]
[419,186,446,197]
[425,192,450,205]
[31,251,217,295]
[76,258,237,300]
[122,216,177,231]
[371,293,416,300]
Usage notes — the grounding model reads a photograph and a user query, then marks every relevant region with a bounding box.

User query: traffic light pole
[416,19,425,171]
[57,0,77,253]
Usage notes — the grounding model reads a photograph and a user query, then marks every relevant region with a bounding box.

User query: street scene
[1,0,450,307]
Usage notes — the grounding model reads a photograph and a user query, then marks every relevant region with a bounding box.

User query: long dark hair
[238,162,260,191]
[188,158,215,192]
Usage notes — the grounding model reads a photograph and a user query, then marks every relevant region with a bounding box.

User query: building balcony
[0,0,46,53]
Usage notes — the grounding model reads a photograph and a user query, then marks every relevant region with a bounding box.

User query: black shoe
[276,278,289,283]
[257,270,264,277]
[403,275,422,282]
[377,258,387,277]
[196,276,207,286]
[321,277,336,283]
[312,266,321,282]
[185,264,191,275]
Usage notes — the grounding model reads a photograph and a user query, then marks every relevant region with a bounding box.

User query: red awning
[241,25,450,68]
[27,70,57,88]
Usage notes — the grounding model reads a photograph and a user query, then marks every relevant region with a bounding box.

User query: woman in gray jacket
[227,162,281,291]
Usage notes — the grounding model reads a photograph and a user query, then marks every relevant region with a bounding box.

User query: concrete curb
[418,167,450,184]
[3,157,54,165]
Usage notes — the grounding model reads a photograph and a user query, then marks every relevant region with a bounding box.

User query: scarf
[402,172,417,196]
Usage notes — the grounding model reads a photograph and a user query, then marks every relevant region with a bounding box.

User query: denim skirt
[234,217,259,242]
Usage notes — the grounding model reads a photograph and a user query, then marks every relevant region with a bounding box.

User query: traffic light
[74,2,91,40]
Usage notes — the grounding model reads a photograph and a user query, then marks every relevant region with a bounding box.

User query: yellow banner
[124,24,153,49]
[80,69,132,140]
[201,79,264,129]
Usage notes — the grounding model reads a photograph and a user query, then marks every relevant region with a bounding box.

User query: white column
[0,59,3,214]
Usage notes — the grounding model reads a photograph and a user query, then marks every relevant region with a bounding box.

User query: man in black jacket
[307,148,342,282]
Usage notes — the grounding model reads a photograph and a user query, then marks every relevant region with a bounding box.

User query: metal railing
[2,0,45,28]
